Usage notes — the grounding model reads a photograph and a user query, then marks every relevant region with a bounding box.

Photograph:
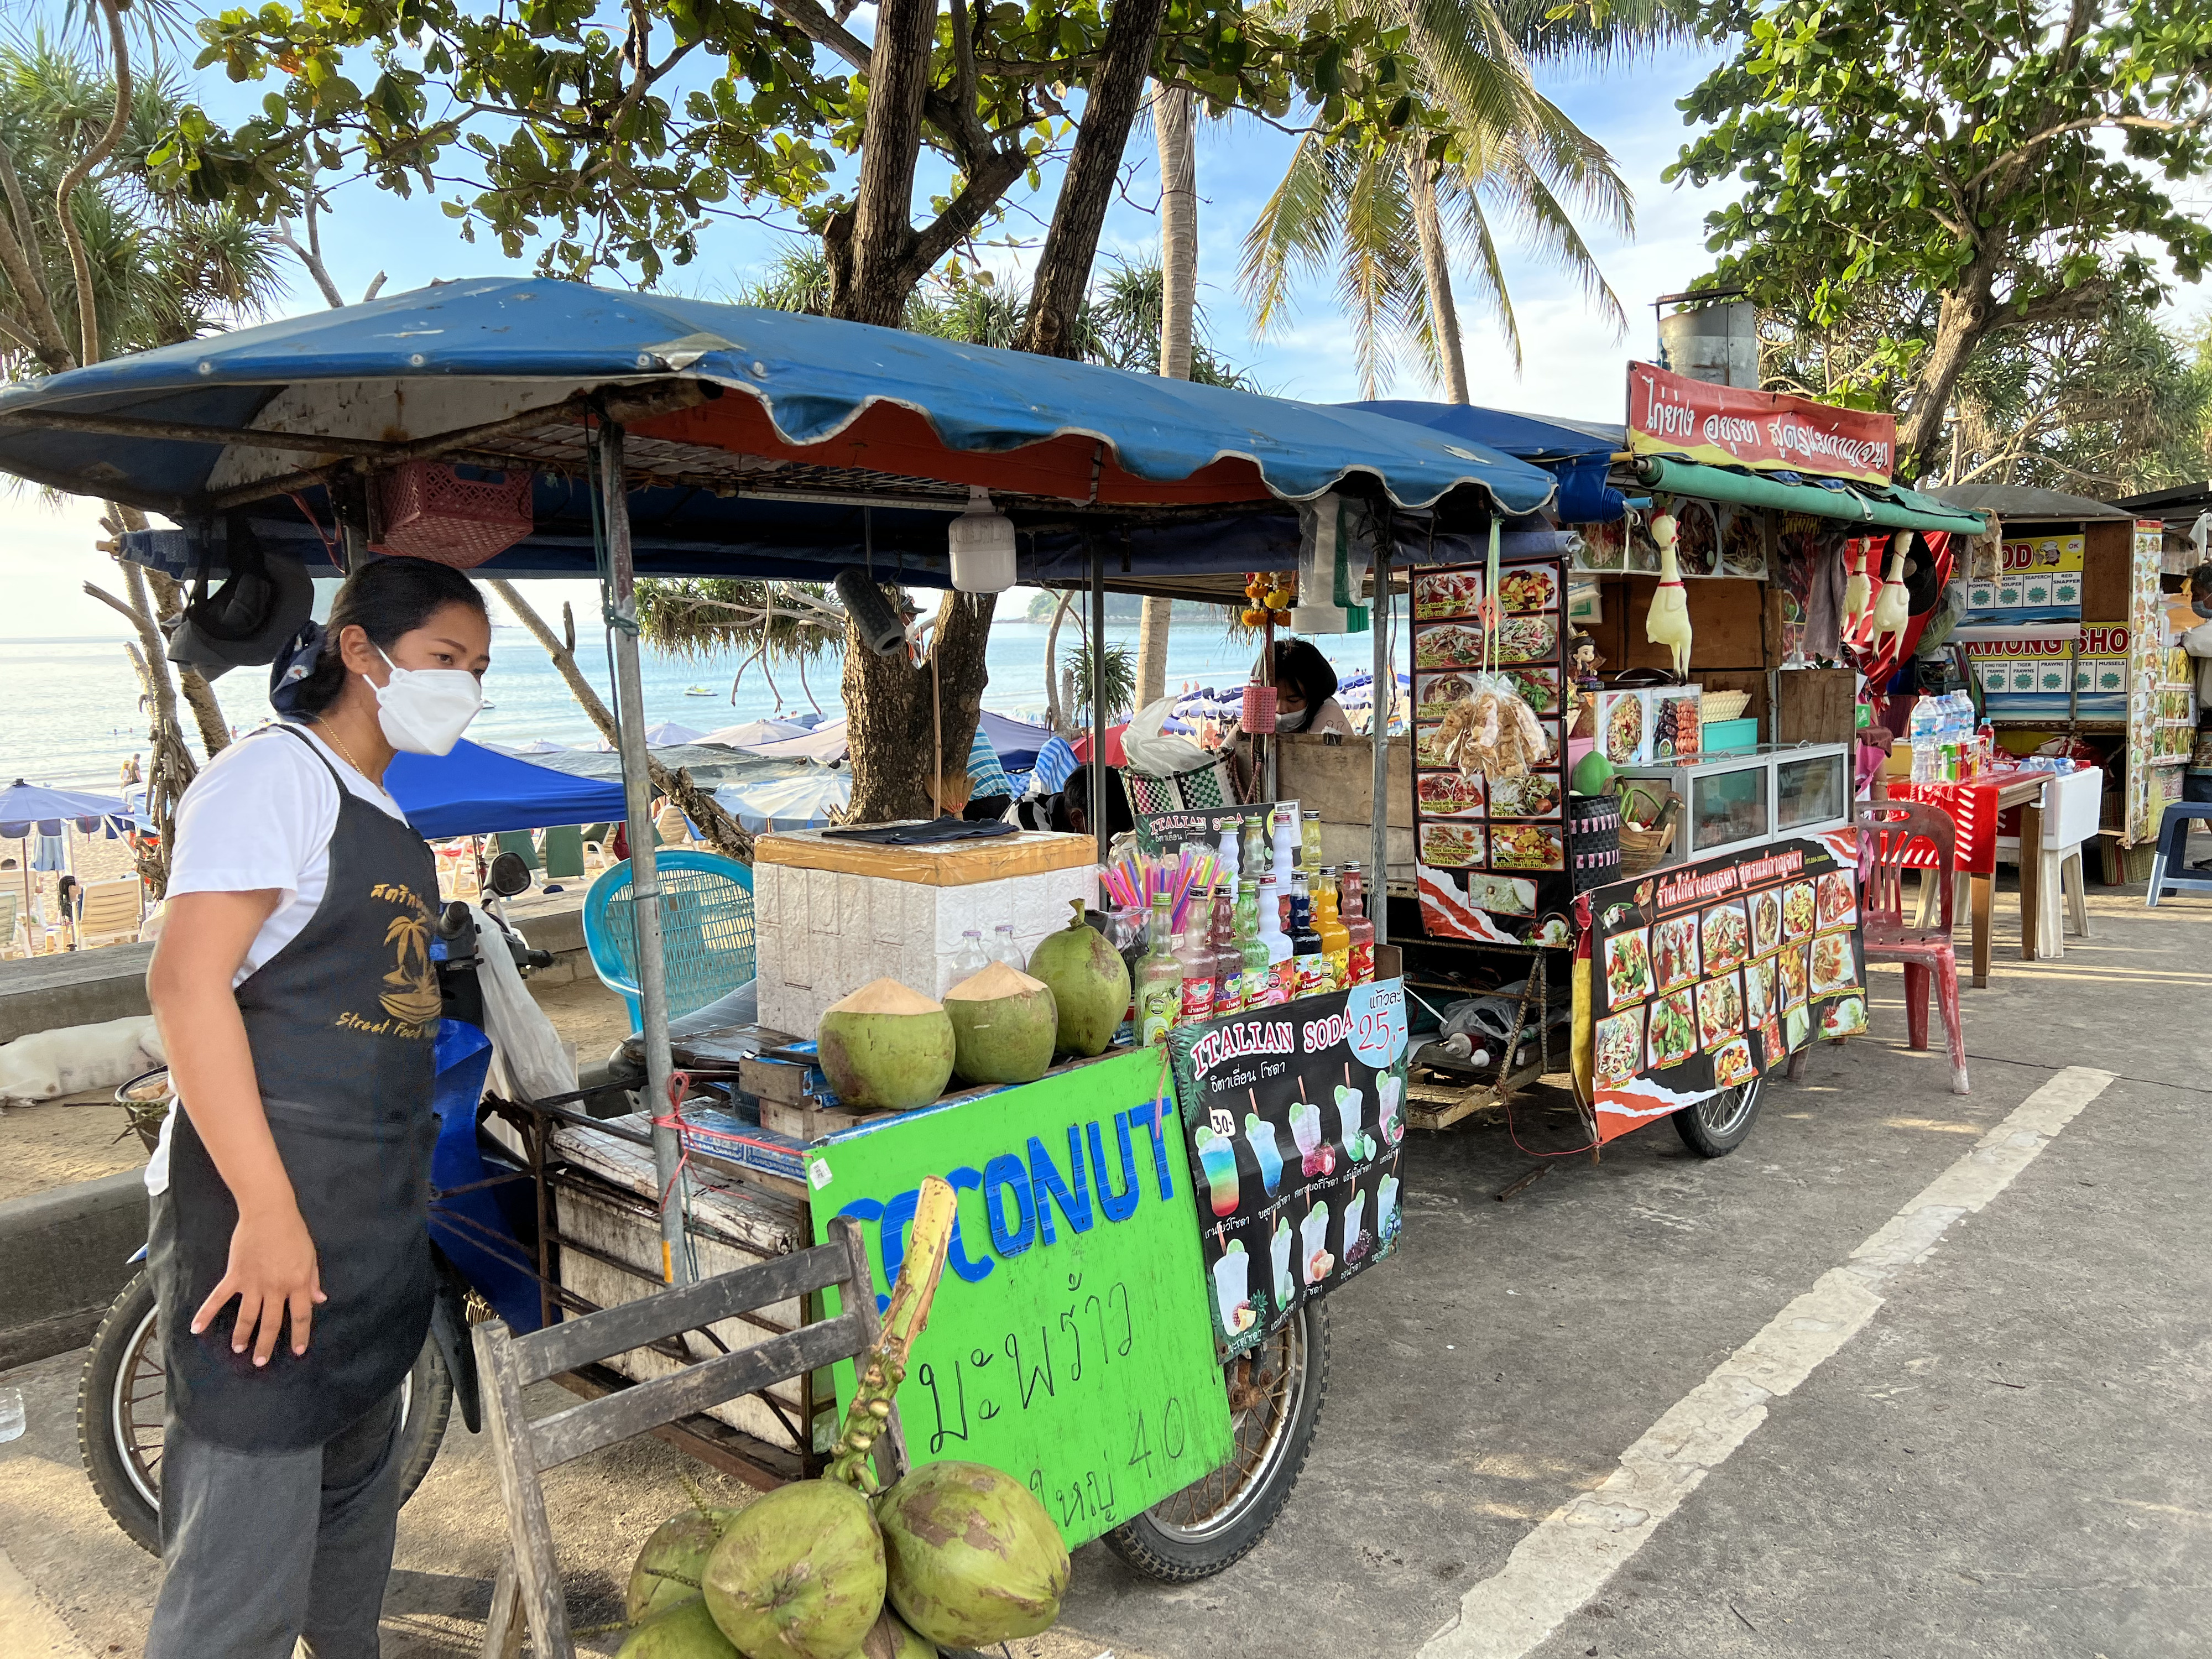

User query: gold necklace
[311,717,369,778]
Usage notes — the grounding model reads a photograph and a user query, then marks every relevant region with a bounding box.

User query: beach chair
[540,825,586,888]
[75,878,146,950]
[580,823,613,869]
[0,891,22,959]
[582,851,754,1031]
[473,1219,900,1659]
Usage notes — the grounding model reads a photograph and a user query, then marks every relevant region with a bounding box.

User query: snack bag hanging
[1436,522,1547,782]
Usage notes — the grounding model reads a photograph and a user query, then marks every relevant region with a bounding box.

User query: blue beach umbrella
[0,779,132,838]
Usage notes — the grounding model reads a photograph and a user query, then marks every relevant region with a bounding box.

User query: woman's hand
[192,1201,326,1365]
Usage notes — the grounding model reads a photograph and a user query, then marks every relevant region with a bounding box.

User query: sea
[1,620,1399,794]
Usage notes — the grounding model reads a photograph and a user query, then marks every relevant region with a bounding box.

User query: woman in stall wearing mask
[1256,637,1354,738]
[142,555,491,1659]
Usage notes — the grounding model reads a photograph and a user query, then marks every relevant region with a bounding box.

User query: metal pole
[1089,542,1109,864]
[598,421,691,1286]
[1370,536,1391,949]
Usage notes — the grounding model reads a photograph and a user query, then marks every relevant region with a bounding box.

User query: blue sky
[2,8,1736,634]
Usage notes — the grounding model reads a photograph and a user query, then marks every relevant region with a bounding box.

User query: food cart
[1367,367,1985,1155]
[0,277,1555,1578]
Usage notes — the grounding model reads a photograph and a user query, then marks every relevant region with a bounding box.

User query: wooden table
[1888,771,2051,987]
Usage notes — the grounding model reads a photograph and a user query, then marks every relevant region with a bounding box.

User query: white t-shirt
[146,723,413,1194]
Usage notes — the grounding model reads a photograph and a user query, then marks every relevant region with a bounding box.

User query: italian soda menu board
[1584,832,1868,1142]
[1409,554,1573,944]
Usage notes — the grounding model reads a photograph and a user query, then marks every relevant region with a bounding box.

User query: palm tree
[1135,80,1199,714]
[1240,0,1673,398]
[0,24,283,892]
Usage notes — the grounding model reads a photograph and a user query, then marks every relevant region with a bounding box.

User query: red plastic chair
[1858,802,1969,1094]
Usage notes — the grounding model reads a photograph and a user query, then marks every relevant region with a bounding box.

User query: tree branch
[1961,113,2205,196]
[55,0,134,368]
[0,139,74,372]
[275,217,348,308]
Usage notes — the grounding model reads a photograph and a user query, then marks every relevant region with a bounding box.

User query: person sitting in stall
[1250,638,1355,738]
[963,721,1014,821]
[2178,565,2212,864]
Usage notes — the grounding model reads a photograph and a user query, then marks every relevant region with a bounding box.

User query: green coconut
[617,1597,740,1659]
[627,1506,745,1620]
[943,963,1058,1086]
[816,980,956,1111]
[702,1479,885,1659]
[875,1461,1070,1649]
[858,1604,940,1659]
[1024,900,1130,1058]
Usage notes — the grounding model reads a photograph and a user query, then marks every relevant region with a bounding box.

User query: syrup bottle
[1174,902,1219,1025]
[1314,872,1352,993]
[1256,873,1293,1006]
[1134,893,1182,1046]
[1209,885,1245,1016]
[1288,873,1326,999]
[1340,862,1376,985]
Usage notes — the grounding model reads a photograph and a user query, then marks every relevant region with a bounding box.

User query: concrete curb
[0,1171,145,1370]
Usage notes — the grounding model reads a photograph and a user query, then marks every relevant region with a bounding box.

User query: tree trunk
[1043,589,1074,733]
[1133,81,1196,713]
[844,590,998,822]
[1900,255,1999,481]
[138,560,232,758]
[486,577,756,862]
[824,0,938,327]
[1020,0,1175,356]
[1410,156,1469,404]
[84,560,197,899]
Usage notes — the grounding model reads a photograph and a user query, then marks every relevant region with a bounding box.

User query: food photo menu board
[1409,555,1573,945]
[1583,831,1867,1142]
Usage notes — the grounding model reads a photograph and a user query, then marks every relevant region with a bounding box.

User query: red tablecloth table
[1886,771,2051,986]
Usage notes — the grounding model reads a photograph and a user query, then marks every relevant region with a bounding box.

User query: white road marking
[1418,1065,2116,1659]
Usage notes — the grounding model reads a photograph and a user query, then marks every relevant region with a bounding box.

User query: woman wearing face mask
[1261,638,1354,738]
[143,555,491,1659]
[2180,564,2212,813]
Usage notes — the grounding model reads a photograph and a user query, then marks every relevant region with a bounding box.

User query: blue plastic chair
[582,850,756,1032]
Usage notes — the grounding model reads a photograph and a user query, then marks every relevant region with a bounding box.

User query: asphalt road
[3,886,2204,1658]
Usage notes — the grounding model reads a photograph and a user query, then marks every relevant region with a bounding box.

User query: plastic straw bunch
[1097,846,1221,934]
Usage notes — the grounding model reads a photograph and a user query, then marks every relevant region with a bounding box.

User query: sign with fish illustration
[806,1050,1234,1547]
[1167,980,1411,1360]
[1579,831,1866,1141]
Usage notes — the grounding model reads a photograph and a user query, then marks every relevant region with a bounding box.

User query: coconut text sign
[808,1049,1234,1549]
[1167,980,1410,1362]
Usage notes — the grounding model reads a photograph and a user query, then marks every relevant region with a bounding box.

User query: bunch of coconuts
[817,900,1133,1108]
[614,1459,1069,1658]
[614,1178,1072,1659]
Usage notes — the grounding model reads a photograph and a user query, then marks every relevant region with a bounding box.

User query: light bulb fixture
[947,485,1018,593]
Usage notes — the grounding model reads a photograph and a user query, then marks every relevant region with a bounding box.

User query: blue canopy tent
[0,277,1557,1280]
[383,738,628,839]
[1345,401,1626,524]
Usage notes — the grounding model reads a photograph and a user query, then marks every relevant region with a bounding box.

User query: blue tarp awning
[384,738,627,838]
[0,279,1559,589]
[1344,401,1626,524]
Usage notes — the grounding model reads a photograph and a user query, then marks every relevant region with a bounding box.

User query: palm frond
[1239,130,1344,340]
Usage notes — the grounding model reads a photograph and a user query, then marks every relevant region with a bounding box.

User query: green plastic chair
[542,825,587,882]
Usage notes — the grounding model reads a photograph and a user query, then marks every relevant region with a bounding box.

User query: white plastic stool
[2031,768,2101,959]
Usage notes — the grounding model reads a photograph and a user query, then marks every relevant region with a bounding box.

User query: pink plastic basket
[1241,682,1277,733]
[373,462,536,568]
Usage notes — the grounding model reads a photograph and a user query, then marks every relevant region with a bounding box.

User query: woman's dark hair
[1051,763,1134,836]
[2189,563,2212,602]
[1273,638,1339,710]
[284,556,488,717]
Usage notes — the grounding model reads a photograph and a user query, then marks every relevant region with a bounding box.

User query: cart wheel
[1102,1300,1328,1582]
[1671,1077,1762,1158]
[77,1270,455,1554]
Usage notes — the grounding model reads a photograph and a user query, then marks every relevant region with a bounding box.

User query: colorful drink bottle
[1340,862,1376,985]
[1235,880,1271,1011]
[1134,893,1182,1046]
[1256,873,1294,1005]
[1288,874,1326,998]
[1175,904,1218,1022]
[1315,868,1351,992]
[1209,887,1244,1016]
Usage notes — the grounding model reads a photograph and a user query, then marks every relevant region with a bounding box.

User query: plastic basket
[1241,683,1278,734]
[1568,792,1621,894]
[374,461,536,568]
[1699,688,1750,722]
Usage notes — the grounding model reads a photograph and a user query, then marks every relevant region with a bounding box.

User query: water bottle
[0,1387,22,1443]
[950,929,991,981]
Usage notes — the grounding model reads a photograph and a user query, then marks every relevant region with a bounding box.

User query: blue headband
[268,621,327,715]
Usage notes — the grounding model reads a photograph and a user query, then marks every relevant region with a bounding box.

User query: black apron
[152,725,441,1452]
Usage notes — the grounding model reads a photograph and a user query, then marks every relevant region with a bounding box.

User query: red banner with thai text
[1626,362,1897,486]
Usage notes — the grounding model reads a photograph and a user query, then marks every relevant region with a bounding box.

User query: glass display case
[1614,743,1853,867]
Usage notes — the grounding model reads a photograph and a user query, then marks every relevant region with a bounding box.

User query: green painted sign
[806,1048,1235,1548]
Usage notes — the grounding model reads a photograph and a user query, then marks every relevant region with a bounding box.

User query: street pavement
[2,883,2205,1657]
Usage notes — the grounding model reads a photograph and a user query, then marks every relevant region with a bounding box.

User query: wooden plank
[532,1314,869,1469]
[514,1246,849,1385]
[754,827,1095,886]
[1776,667,1856,745]
[480,1561,524,1659]
[475,1323,575,1659]
[2082,520,2133,622]
[550,1365,807,1489]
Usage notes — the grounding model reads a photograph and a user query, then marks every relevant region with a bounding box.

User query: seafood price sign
[1583,832,1868,1142]
[806,1050,1234,1548]
[1166,980,1411,1361]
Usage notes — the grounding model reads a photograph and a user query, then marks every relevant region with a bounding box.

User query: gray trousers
[145,1389,404,1659]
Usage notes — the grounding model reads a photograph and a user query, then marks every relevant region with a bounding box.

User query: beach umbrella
[713,765,852,832]
[643,719,705,747]
[701,717,812,750]
[512,738,571,755]
[0,780,131,838]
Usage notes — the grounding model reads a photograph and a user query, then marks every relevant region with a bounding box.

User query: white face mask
[1276,706,1311,733]
[373,646,483,756]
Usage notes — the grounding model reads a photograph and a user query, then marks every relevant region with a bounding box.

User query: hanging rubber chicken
[1843,538,1874,620]
[1869,530,1913,655]
[1645,511,1693,678]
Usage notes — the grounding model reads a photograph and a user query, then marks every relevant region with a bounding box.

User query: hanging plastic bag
[1434,523,1548,782]
[471,904,578,1104]
[1123,696,1214,778]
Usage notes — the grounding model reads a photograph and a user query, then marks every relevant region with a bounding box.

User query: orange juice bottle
[1315,869,1352,992]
